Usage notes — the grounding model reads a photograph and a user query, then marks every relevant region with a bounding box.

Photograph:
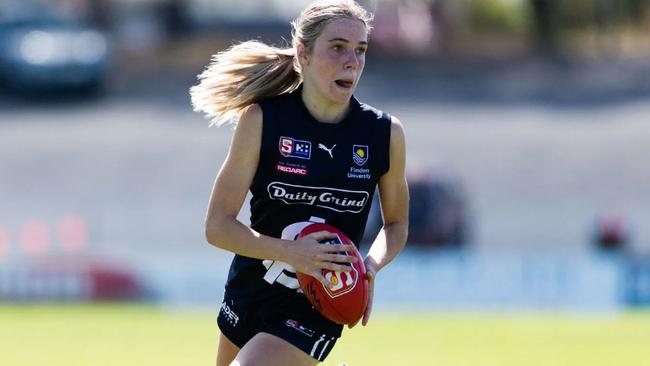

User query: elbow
[383,218,408,232]
[204,216,228,249]
[393,223,408,252]
[383,220,409,246]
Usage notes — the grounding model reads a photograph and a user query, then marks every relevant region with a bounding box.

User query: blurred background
[2,0,650,365]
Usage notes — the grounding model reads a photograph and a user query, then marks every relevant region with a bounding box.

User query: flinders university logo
[352,145,368,166]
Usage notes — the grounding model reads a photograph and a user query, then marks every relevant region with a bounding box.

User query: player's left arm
[360,115,409,326]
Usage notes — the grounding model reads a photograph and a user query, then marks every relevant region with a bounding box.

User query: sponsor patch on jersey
[352,145,368,166]
[220,302,240,327]
[279,136,311,160]
[267,182,369,213]
[347,166,371,180]
[284,319,315,338]
[276,163,309,176]
[317,143,336,158]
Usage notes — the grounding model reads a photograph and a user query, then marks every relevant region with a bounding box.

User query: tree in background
[528,0,650,57]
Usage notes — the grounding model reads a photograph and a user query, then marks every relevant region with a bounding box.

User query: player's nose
[344,50,360,70]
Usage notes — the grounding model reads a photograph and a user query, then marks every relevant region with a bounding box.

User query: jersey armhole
[380,111,392,177]
[250,102,268,189]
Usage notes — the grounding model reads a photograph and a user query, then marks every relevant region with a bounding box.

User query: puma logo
[318,143,336,158]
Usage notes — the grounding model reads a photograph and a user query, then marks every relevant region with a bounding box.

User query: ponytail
[191,1,372,126]
[190,41,301,126]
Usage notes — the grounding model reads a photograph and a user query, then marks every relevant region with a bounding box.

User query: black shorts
[217,291,342,362]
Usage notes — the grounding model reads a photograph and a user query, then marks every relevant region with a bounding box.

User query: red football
[296,223,369,325]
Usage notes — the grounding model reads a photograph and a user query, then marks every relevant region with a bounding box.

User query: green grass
[332,312,650,366]
[1,304,649,366]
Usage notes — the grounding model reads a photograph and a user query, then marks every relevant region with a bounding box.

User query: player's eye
[355,47,367,55]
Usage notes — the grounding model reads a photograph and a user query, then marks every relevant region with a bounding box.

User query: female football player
[190,1,408,365]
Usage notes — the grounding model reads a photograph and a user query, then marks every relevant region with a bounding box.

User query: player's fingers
[313,272,330,288]
[322,253,357,264]
[362,304,372,326]
[362,278,374,326]
[364,270,375,282]
[321,261,354,272]
[322,244,356,253]
[362,289,373,326]
[306,231,337,241]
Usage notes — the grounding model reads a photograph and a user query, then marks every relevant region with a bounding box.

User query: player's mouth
[334,79,354,90]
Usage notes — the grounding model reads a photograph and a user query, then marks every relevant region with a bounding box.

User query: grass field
[1,304,649,366]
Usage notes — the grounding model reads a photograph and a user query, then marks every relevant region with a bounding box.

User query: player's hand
[288,230,358,288]
[349,256,378,328]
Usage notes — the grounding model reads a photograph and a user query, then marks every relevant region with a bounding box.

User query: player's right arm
[204,104,356,284]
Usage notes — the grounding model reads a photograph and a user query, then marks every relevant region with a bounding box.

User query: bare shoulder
[228,103,263,160]
[236,103,263,134]
[389,115,405,142]
[229,104,263,152]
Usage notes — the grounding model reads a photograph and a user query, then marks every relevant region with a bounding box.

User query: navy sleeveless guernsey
[224,86,391,304]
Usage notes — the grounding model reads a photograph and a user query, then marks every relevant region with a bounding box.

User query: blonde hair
[190,0,373,126]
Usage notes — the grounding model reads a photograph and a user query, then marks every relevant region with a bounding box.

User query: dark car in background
[0,12,109,93]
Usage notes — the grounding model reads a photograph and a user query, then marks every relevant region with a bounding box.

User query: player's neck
[301,85,350,124]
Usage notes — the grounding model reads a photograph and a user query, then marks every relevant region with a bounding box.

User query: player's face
[300,18,368,105]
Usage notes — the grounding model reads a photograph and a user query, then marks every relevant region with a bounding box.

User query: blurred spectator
[406,168,469,247]
[529,0,559,54]
[364,167,470,249]
[371,0,452,55]
[397,0,435,53]
[592,213,629,251]
[156,0,190,37]
[88,0,114,30]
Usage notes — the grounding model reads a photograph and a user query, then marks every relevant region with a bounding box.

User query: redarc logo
[276,163,308,176]
[267,182,369,213]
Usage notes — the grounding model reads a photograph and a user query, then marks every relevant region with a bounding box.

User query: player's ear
[296,42,310,66]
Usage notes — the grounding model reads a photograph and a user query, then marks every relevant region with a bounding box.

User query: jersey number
[262,217,325,289]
